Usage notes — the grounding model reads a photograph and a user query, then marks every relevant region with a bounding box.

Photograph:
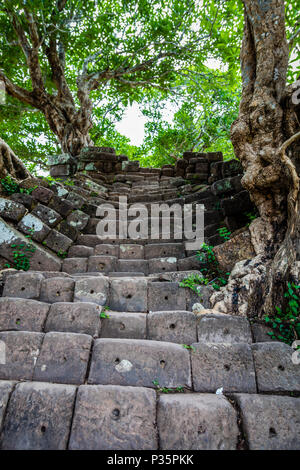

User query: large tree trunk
[42,95,93,157]
[0,138,31,180]
[211,0,300,317]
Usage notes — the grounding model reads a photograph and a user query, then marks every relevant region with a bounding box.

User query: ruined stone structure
[0,147,299,450]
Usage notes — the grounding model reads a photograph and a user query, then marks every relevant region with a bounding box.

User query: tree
[215,0,300,316]
[0,0,214,156]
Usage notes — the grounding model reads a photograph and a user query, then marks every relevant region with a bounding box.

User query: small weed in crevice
[5,230,36,271]
[152,379,184,394]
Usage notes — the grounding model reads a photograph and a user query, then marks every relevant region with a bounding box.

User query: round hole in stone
[16,318,20,324]
[115,358,120,364]
[162,267,166,271]
[224,364,230,371]
[119,323,125,330]
[165,296,168,300]
[269,427,277,438]
[169,323,176,329]
[112,408,120,419]
[126,294,132,299]
[278,365,285,371]
[56,291,60,296]
[160,360,166,367]
[21,287,25,291]
[198,425,206,435]
[90,290,95,294]
[223,328,230,335]
[41,426,46,433]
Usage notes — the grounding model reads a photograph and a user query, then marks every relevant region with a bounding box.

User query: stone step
[0,380,298,450]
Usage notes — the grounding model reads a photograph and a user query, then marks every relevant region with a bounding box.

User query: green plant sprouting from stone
[5,230,36,271]
[152,379,184,394]
[264,282,300,345]
[0,175,36,196]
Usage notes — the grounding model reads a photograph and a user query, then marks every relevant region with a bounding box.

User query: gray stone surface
[234,394,300,450]
[95,243,118,257]
[17,213,51,242]
[68,245,94,258]
[0,380,15,430]
[3,272,44,299]
[88,255,117,274]
[40,277,75,303]
[1,381,76,449]
[0,197,26,222]
[0,331,44,380]
[252,342,300,393]
[0,298,50,332]
[62,257,88,274]
[110,278,148,312]
[158,394,238,450]
[45,302,101,336]
[74,276,109,306]
[32,204,62,228]
[119,244,144,259]
[88,338,191,388]
[100,311,146,339]
[144,243,183,259]
[148,282,186,312]
[66,210,90,230]
[191,342,256,393]
[148,311,197,344]
[69,385,157,450]
[33,332,92,385]
[197,314,252,343]
[148,257,178,274]
[44,229,73,254]
[251,322,276,342]
[118,259,148,274]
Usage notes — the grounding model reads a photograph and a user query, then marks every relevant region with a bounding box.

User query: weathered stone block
[185,285,213,310]
[148,282,186,312]
[66,191,86,209]
[88,255,117,274]
[3,272,44,299]
[233,394,300,450]
[45,302,101,336]
[88,338,191,388]
[48,195,74,217]
[1,381,76,450]
[100,312,146,339]
[148,311,197,344]
[145,243,183,259]
[119,244,144,259]
[191,342,256,393]
[33,332,92,385]
[31,186,54,204]
[0,197,26,222]
[69,384,157,450]
[18,213,51,242]
[94,243,118,257]
[57,220,79,241]
[0,380,15,430]
[221,159,243,178]
[158,394,238,450]
[148,257,178,274]
[0,298,50,332]
[11,192,35,210]
[118,259,148,274]
[110,278,148,312]
[74,276,109,306]
[0,331,44,380]
[68,245,94,258]
[44,229,73,254]
[66,210,90,231]
[62,257,88,274]
[40,277,75,303]
[197,314,252,343]
[50,164,73,177]
[252,342,300,393]
[31,204,62,227]
[251,322,276,342]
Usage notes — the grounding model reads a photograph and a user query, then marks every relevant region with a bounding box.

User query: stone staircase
[0,148,299,450]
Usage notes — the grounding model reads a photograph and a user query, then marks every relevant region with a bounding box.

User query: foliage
[217,226,231,241]
[152,379,184,393]
[5,231,36,271]
[264,283,300,345]
[0,175,36,195]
